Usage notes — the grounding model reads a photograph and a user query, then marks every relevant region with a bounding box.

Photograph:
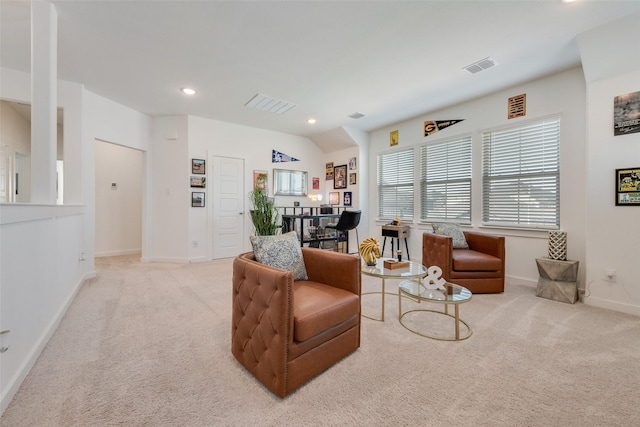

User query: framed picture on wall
[190,176,206,188]
[615,167,640,206]
[253,170,268,192]
[312,177,320,190]
[349,173,356,185]
[343,191,352,207]
[192,159,205,174]
[349,157,357,170]
[333,164,347,189]
[329,192,340,205]
[192,192,205,207]
[326,162,334,181]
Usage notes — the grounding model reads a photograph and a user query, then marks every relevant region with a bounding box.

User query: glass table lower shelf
[398,280,473,341]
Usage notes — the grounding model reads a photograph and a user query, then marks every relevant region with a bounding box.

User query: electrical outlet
[604,269,616,282]
[192,240,199,248]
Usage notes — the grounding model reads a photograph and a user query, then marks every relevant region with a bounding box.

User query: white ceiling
[2,1,640,152]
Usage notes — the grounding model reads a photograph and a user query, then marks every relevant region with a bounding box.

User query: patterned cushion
[432,223,469,249]
[250,231,308,281]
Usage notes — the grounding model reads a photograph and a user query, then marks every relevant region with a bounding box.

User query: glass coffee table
[398,281,472,341]
[361,258,427,321]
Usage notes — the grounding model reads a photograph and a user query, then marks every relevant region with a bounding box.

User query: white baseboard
[584,296,640,317]
[506,275,537,288]
[95,249,141,258]
[1,272,92,415]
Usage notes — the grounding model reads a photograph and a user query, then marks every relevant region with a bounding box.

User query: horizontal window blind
[420,136,472,224]
[377,148,414,219]
[482,117,560,228]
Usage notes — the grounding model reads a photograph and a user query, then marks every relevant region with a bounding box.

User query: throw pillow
[250,231,308,281]
[432,223,469,249]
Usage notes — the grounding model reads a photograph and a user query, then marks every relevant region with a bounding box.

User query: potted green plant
[249,173,280,236]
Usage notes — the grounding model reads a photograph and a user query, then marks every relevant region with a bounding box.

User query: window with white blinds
[420,136,472,224]
[377,148,414,220]
[482,116,560,229]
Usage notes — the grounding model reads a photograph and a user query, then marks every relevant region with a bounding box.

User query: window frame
[376,147,415,221]
[481,115,561,230]
[419,134,472,225]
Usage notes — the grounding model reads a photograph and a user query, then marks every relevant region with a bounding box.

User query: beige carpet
[2,254,640,427]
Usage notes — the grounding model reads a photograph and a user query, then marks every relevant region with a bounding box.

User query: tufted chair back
[232,247,361,397]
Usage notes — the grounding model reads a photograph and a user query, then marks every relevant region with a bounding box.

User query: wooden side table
[535,257,579,304]
[381,225,410,260]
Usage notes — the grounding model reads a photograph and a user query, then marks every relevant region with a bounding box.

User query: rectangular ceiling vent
[463,57,496,75]
[348,112,365,119]
[245,93,296,114]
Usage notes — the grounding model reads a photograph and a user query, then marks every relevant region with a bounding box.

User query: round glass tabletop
[361,258,427,279]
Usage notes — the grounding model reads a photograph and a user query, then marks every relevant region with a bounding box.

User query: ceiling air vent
[463,57,496,75]
[245,93,296,114]
[348,112,365,119]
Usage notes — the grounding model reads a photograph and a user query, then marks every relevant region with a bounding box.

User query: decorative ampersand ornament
[423,265,446,290]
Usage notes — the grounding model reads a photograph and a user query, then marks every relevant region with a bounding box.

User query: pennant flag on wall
[272,150,300,162]
[423,119,464,137]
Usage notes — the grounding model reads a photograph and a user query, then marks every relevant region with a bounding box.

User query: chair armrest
[422,232,453,276]
[232,252,292,389]
[463,231,505,260]
[302,247,361,295]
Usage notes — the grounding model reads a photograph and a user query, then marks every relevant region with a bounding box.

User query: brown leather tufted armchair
[232,247,361,398]
[422,231,505,294]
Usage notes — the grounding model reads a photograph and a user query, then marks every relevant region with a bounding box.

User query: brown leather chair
[422,231,505,293]
[232,247,361,398]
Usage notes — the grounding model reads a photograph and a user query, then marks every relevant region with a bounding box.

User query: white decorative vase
[548,231,567,261]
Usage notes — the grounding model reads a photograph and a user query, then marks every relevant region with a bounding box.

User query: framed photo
[192,192,205,207]
[343,191,352,207]
[349,173,357,185]
[326,162,334,181]
[190,176,206,188]
[333,164,347,189]
[329,192,340,206]
[390,130,399,146]
[614,91,640,136]
[253,170,268,192]
[615,168,640,206]
[192,159,205,175]
[312,177,320,190]
[349,157,357,170]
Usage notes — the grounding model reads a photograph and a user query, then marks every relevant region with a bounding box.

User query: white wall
[94,140,143,257]
[367,67,588,289]
[578,14,640,315]
[187,115,328,257]
[148,115,189,262]
[1,68,151,414]
[0,69,90,414]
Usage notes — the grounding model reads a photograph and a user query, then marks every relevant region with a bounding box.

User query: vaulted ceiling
[2,1,640,151]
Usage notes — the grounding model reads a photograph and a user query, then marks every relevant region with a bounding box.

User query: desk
[381,225,410,259]
[281,214,344,251]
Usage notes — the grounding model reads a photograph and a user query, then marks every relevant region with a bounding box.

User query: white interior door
[212,156,245,259]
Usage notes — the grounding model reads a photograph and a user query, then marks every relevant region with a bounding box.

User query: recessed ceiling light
[307,118,317,124]
[180,87,196,95]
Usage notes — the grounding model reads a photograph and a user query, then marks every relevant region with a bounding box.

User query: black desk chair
[325,210,361,254]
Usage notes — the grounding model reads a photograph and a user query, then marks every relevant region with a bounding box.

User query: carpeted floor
[2,254,640,426]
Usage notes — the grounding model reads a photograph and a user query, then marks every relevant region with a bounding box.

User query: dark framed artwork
[192,159,206,175]
[349,173,357,185]
[343,191,352,207]
[614,91,640,136]
[326,162,334,181]
[329,192,340,206]
[333,164,347,189]
[615,168,640,206]
[192,191,205,207]
[190,176,206,188]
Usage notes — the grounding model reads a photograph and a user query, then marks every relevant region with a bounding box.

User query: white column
[30,1,58,204]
